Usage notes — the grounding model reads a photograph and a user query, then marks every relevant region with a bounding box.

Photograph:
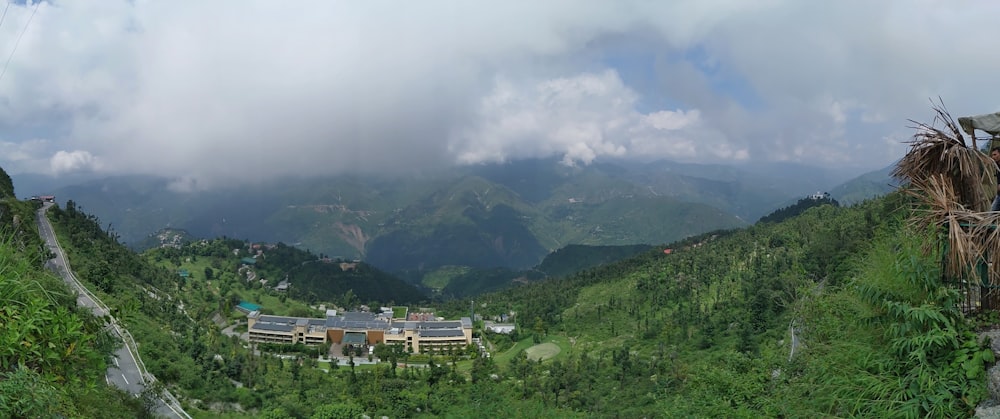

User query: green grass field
[525,343,560,361]
[392,306,408,319]
[493,334,571,367]
[421,265,471,290]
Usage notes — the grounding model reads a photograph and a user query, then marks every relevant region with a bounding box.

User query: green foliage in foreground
[782,228,993,417]
[0,232,150,417]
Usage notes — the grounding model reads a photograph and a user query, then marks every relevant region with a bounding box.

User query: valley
[21,159,869,266]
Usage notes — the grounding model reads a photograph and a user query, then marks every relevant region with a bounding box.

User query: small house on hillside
[275,280,289,292]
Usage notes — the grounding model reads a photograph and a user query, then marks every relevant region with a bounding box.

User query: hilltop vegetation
[147,239,426,307]
[758,194,840,224]
[535,243,654,278]
[403,243,654,299]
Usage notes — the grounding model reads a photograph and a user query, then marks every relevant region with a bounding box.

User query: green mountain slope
[406,243,655,299]
[282,260,425,305]
[36,159,843,273]
[366,176,549,271]
[758,195,839,224]
[442,192,991,417]
[535,243,654,278]
[829,163,896,205]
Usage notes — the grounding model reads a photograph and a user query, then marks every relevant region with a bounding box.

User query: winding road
[36,203,190,419]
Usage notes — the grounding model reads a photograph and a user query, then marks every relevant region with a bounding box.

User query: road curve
[36,203,190,419]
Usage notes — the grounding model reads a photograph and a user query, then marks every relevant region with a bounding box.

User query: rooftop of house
[325,311,391,330]
[238,301,262,312]
[250,314,325,333]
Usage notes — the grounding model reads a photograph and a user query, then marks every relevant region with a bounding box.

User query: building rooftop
[420,329,465,338]
[390,319,471,331]
[421,321,462,329]
[326,311,390,330]
[251,322,294,333]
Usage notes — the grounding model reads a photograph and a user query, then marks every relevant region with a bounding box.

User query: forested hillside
[22,175,996,417]
[441,192,993,417]
[535,243,654,278]
[758,195,840,224]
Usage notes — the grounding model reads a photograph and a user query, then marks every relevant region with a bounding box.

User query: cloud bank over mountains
[0,1,998,187]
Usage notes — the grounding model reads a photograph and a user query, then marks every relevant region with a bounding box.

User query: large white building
[247,310,473,354]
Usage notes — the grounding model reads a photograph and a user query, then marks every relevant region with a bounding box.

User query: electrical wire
[0,0,40,84]
[0,2,12,34]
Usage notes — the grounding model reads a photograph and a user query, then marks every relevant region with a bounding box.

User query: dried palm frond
[971,212,1000,285]
[895,102,1000,289]
[901,174,961,230]
[893,102,996,214]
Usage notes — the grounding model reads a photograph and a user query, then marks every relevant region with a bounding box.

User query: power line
[0,0,40,84]
[0,2,12,34]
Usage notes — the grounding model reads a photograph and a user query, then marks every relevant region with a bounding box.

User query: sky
[1,0,999,189]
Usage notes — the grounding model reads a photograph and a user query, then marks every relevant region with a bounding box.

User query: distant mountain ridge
[15,158,868,273]
[829,163,897,205]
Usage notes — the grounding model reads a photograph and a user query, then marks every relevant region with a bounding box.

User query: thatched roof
[893,104,1000,283]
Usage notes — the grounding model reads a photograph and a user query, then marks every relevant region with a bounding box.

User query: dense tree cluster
[758,195,840,224]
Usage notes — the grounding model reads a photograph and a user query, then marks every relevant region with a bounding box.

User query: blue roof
[238,301,261,311]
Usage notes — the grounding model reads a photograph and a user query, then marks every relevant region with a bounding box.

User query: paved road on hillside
[36,203,188,418]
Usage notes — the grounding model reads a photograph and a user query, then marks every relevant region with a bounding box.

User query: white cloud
[450,70,728,165]
[49,150,100,175]
[0,0,997,184]
[1,139,48,162]
[166,176,199,193]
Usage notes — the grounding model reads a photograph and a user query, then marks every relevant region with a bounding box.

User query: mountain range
[13,158,891,273]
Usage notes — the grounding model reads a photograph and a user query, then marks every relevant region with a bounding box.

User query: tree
[0,366,60,418]
[311,402,365,419]
[533,316,546,343]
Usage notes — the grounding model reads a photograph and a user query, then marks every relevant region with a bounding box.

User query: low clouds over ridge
[0,1,998,186]
[449,71,728,166]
